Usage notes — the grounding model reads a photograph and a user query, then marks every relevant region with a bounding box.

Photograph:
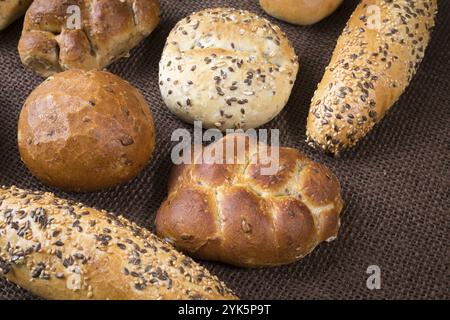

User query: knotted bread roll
[156,134,344,268]
[159,7,299,130]
[306,0,438,155]
[0,186,237,300]
[18,0,160,77]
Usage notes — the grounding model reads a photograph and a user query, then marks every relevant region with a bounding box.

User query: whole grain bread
[0,186,237,300]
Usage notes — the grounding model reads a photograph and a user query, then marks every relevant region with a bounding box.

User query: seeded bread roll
[0,186,237,300]
[0,0,32,31]
[159,7,299,131]
[259,0,343,25]
[18,70,156,192]
[306,0,438,155]
[156,134,344,268]
[18,0,160,77]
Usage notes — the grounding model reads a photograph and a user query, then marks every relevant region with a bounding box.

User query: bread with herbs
[306,0,438,155]
[0,186,237,300]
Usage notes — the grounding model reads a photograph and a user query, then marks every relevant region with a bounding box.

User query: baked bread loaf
[0,186,237,300]
[18,0,160,77]
[156,134,344,268]
[0,0,32,31]
[18,70,156,192]
[159,7,299,130]
[306,0,438,155]
[259,0,343,25]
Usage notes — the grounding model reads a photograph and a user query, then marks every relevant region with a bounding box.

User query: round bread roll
[259,0,343,25]
[306,0,437,155]
[18,0,160,77]
[18,70,156,192]
[159,7,299,130]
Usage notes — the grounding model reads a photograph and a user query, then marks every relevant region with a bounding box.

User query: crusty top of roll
[18,0,160,77]
[159,7,299,130]
[0,0,33,31]
[259,0,343,26]
[306,0,438,155]
[157,134,343,267]
[0,186,236,300]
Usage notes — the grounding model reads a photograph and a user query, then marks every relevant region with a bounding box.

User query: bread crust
[259,0,343,25]
[159,7,299,130]
[18,70,156,192]
[306,0,438,155]
[0,0,32,31]
[18,0,160,77]
[0,186,237,300]
[156,134,344,268]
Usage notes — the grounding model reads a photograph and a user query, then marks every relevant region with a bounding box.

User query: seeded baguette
[0,0,32,31]
[0,186,237,300]
[306,0,438,155]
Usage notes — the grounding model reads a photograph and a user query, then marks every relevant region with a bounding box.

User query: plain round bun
[18,70,156,192]
[159,7,299,130]
[259,0,343,25]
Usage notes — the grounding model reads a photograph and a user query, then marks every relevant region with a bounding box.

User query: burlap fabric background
[0,0,448,300]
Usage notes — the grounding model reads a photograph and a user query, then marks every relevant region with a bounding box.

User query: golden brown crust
[259,0,343,25]
[0,0,32,30]
[156,134,344,268]
[18,0,160,77]
[18,70,156,192]
[159,7,299,130]
[0,186,237,300]
[306,0,438,155]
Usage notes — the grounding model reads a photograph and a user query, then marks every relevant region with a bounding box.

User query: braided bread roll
[18,0,160,77]
[159,7,299,131]
[156,134,344,268]
[306,0,438,155]
[0,186,236,300]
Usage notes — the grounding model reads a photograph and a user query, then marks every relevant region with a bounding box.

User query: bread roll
[0,186,236,300]
[0,0,32,30]
[156,134,344,268]
[259,0,343,25]
[18,70,156,192]
[306,0,438,155]
[159,7,299,130]
[18,0,160,77]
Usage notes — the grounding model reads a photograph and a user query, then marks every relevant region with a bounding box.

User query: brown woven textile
[0,0,448,300]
